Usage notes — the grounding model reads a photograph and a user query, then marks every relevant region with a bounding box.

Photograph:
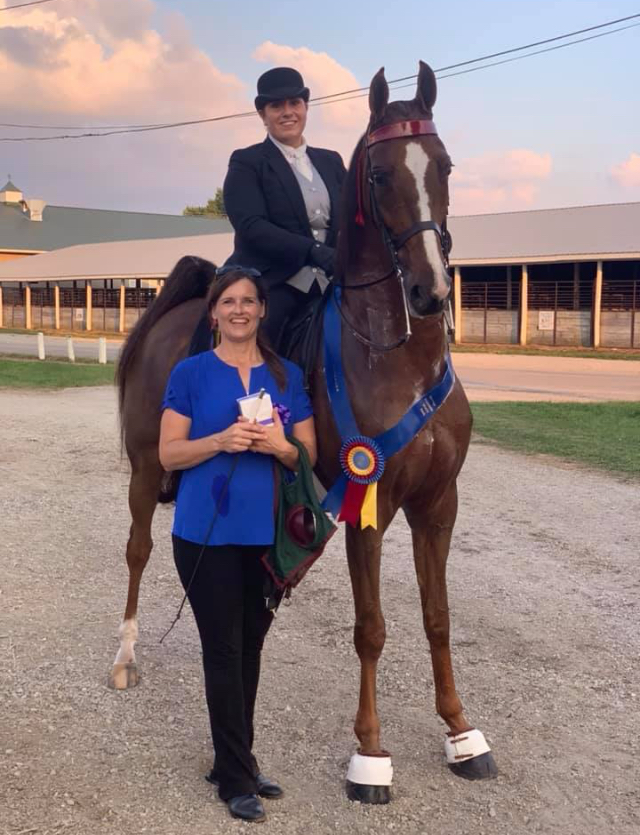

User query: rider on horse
[222,67,347,352]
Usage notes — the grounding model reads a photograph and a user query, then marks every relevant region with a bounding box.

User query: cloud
[0,2,371,213]
[610,153,640,189]
[451,149,552,215]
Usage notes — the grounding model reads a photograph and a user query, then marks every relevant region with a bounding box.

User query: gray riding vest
[287,164,331,294]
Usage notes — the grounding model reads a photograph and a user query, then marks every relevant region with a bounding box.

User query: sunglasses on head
[215,265,262,279]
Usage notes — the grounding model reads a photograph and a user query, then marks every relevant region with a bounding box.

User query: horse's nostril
[409,284,444,316]
[410,285,431,315]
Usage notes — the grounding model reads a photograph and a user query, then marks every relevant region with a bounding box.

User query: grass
[0,357,115,388]
[471,401,640,477]
[452,344,640,361]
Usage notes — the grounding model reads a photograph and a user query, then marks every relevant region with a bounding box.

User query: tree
[183,187,226,218]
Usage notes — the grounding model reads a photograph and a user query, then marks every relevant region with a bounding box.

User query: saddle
[278,291,328,391]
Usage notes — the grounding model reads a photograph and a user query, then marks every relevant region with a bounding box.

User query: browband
[367,119,438,147]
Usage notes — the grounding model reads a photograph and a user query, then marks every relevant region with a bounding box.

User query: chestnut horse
[111,61,497,801]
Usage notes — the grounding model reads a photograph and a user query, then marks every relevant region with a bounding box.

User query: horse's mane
[334,135,366,282]
[115,255,216,421]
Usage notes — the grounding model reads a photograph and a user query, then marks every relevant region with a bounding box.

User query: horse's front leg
[405,483,498,780]
[344,507,394,804]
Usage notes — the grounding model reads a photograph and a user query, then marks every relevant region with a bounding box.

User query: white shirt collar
[268,134,308,160]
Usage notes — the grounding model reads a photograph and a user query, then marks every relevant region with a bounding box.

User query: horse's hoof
[108,662,140,690]
[346,780,391,804]
[345,752,393,803]
[445,729,497,780]
[448,751,498,781]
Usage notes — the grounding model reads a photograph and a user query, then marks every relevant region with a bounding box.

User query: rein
[336,118,453,352]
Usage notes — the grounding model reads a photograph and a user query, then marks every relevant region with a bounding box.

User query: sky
[0,0,639,216]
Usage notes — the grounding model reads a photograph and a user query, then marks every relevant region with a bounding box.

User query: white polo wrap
[346,753,393,786]
[444,729,491,764]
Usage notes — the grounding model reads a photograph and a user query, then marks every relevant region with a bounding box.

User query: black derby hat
[255,67,310,110]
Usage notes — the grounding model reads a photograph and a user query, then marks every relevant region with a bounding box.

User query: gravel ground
[1,386,639,835]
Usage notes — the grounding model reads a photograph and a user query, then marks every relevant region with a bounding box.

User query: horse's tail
[116,255,218,423]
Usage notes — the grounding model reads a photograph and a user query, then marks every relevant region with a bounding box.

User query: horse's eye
[371,169,388,186]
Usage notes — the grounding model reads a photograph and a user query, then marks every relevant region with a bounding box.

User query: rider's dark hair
[205,268,287,392]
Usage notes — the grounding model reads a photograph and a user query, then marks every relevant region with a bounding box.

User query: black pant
[263,281,321,351]
[172,536,274,800]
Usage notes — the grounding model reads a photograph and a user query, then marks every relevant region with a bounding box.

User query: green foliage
[0,358,114,389]
[183,187,226,218]
[471,401,640,476]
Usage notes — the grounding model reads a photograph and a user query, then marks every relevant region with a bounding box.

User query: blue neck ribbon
[322,287,456,518]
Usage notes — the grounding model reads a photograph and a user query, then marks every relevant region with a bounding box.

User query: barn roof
[449,201,640,265]
[0,232,235,281]
[0,202,232,254]
[0,201,639,283]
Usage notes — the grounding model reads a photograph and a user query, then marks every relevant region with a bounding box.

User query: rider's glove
[308,242,336,277]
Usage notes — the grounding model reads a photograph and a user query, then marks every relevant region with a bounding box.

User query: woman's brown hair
[205,268,287,392]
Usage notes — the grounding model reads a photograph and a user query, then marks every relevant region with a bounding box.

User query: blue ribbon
[322,288,456,518]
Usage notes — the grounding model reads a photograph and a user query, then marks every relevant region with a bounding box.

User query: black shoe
[206,770,283,800]
[227,793,266,822]
[256,772,284,799]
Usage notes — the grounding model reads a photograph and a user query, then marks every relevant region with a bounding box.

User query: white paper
[237,391,274,425]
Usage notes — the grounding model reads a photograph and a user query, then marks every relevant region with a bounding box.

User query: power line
[1,12,639,141]
[2,10,639,132]
[311,11,640,101]
[306,20,640,107]
[0,0,59,10]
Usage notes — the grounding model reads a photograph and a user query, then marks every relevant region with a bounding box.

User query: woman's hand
[246,410,299,468]
[216,420,265,454]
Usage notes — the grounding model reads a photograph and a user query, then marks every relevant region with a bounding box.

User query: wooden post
[54,285,60,330]
[119,282,126,333]
[453,266,463,344]
[519,264,528,346]
[573,262,580,310]
[25,284,32,330]
[0,285,3,329]
[506,265,512,310]
[85,282,92,331]
[593,260,603,348]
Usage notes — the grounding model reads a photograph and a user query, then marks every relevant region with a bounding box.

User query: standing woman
[223,67,347,350]
[159,266,316,823]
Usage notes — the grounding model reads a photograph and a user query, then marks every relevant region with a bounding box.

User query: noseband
[337,119,453,352]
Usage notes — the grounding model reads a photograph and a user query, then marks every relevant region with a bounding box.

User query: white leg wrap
[444,729,491,764]
[114,618,138,665]
[347,753,393,786]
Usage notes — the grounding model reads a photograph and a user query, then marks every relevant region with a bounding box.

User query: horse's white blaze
[404,142,451,301]
[114,617,138,665]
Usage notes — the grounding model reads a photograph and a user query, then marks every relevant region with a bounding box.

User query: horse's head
[363,61,452,316]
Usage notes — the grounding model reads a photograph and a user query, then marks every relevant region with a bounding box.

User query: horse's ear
[415,61,437,112]
[369,67,389,124]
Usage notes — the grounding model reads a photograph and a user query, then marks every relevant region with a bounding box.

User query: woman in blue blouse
[159,266,316,823]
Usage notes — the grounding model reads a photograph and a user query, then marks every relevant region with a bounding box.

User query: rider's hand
[308,242,335,277]
[214,420,264,454]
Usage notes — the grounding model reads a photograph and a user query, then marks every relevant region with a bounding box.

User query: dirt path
[452,353,640,402]
[1,386,638,835]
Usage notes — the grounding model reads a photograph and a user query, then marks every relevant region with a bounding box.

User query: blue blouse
[162,351,312,546]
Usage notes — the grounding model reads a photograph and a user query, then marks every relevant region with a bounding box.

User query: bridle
[336,119,453,352]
